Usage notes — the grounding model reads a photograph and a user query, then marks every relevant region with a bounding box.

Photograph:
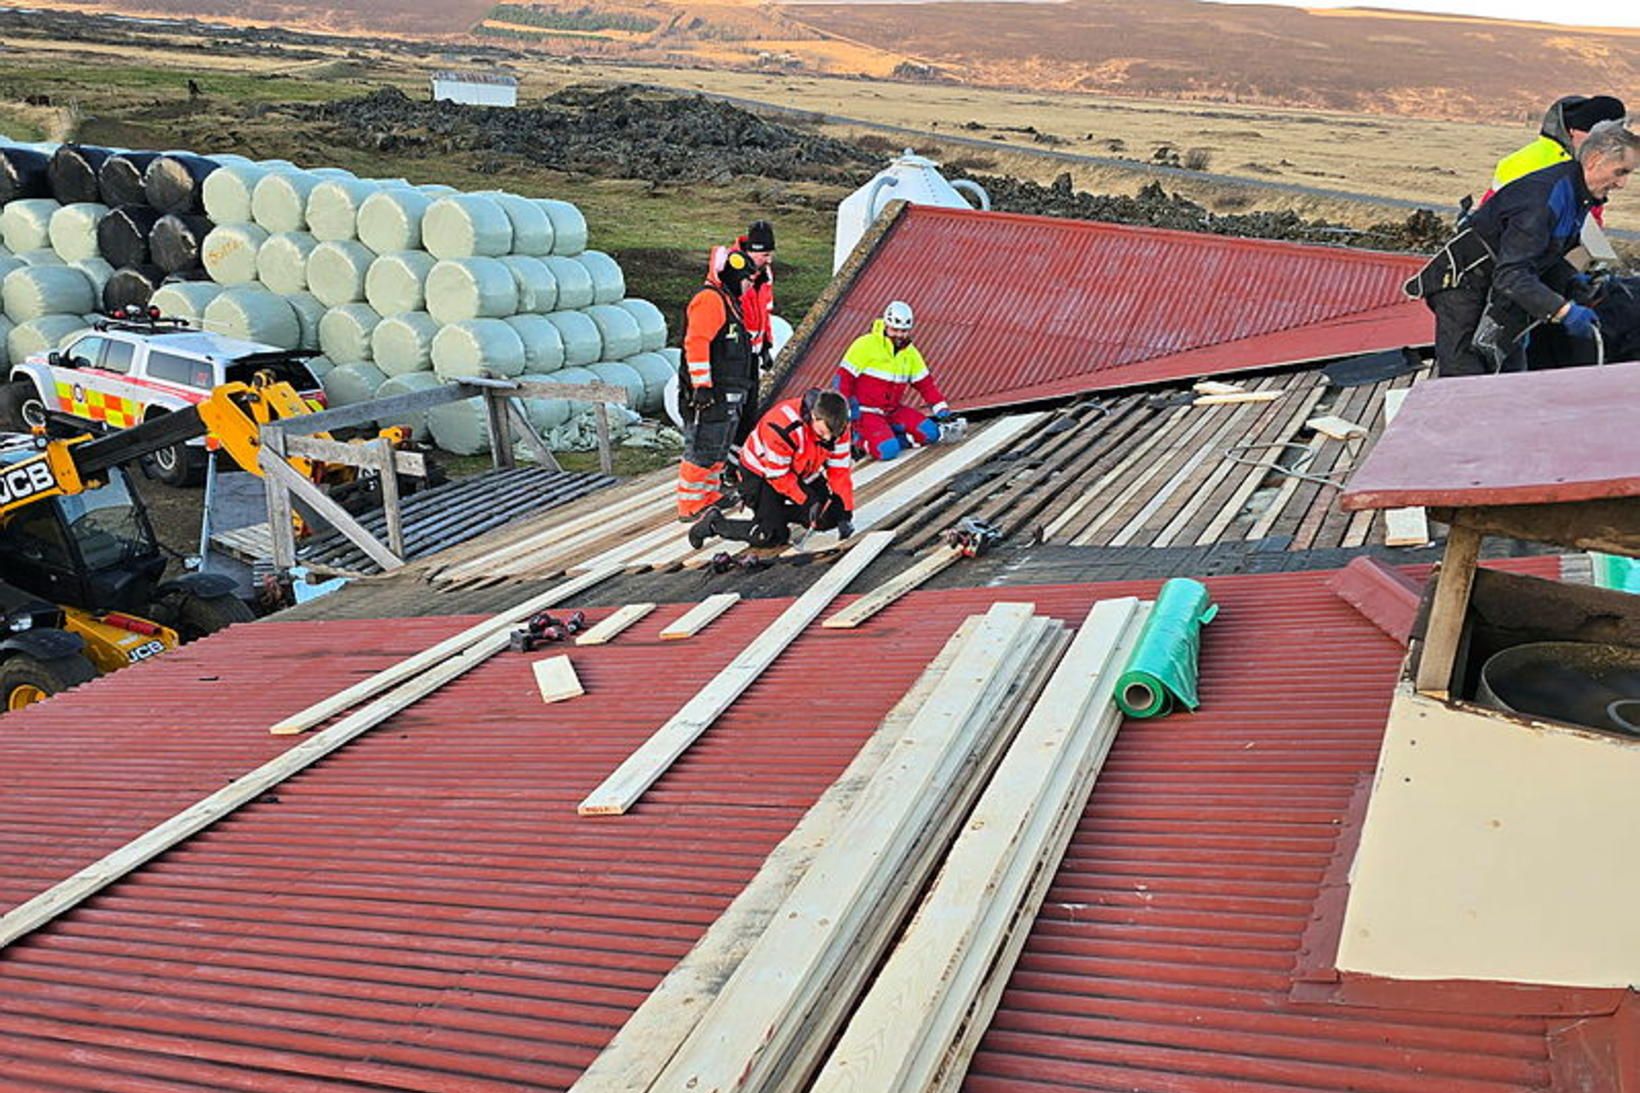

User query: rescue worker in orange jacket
[720,220,778,478]
[688,388,855,549]
[676,249,758,520]
[835,300,950,461]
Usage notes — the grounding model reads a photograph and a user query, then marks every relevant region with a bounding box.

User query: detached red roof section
[779,205,1432,410]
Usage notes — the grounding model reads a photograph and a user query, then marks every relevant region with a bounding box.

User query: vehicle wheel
[140,411,206,487]
[0,653,100,712]
[0,380,46,432]
[173,593,255,642]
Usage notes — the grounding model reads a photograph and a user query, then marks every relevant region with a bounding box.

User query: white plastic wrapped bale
[306,239,376,308]
[47,203,108,262]
[318,302,380,365]
[0,315,11,366]
[427,394,491,456]
[284,291,326,351]
[200,223,269,285]
[8,315,87,363]
[320,361,388,427]
[587,360,647,414]
[374,371,441,442]
[148,280,224,325]
[502,313,566,374]
[497,255,556,314]
[543,309,602,367]
[202,162,268,223]
[255,231,318,294]
[515,373,573,432]
[308,166,356,181]
[371,311,440,376]
[624,351,676,412]
[535,198,587,255]
[356,188,432,253]
[584,303,642,361]
[542,255,594,310]
[422,194,512,260]
[575,250,625,305]
[417,184,458,196]
[364,251,437,316]
[2,265,96,322]
[2,198,60,253]
[432,318,526,380]
[0,254,19,282]
[475,191,552,256]
[203,286,300,349]
[15,249,64,267]
[424,257,517,324]
[616,297,667,352]
[306,177,380,242]
[251,170,319,233]
[302,354,335,381]
[69,257,114,297]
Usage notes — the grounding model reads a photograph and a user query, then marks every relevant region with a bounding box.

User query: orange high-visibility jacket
[738,397,855,510]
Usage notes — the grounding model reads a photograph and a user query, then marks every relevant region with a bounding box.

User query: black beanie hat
[1564,95,1627,132]
[743,219,776,253]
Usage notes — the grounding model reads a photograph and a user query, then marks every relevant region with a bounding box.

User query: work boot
[688,508,721,550]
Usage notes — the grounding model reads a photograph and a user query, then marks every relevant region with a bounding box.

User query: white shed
[431,71,519,108]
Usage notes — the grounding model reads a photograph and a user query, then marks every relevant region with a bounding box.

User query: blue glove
[933,407,952,422]
[1560,302,1600,340]
[1566,272,1604,305]
[848,397,861,422]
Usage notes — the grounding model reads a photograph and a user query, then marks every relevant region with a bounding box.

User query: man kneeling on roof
[835,300,952,460]
[689,388,856,550]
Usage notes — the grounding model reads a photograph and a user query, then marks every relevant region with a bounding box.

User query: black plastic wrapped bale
[97,204,164,268]
[0,145,52,204]
[149,213,215,274]
[97,151,160,208]
[103,264,165,312]
[47,144,114,204]
[143,153,219,215]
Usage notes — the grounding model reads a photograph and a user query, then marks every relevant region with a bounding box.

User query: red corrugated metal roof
[779,205,1432,411]
[0,565,1560,1091]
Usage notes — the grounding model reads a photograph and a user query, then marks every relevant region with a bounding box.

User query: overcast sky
[1201,0,1640,29]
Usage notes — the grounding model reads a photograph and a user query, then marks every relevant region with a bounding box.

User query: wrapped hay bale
[498,254,556,314]
[251,169,320,233]
[432,318,526,380]
[587,360,647,414]
[200,223,268,285]
[209,153,256,167]
[47,144,113,204]
[625,351,677,412]
[98,151,160,208]
[0,146,53,203]
[364,250,437,316]
[417,183,458,196]
[309,166,356,181]
[536,198,587,255]
[476,190,552,256]
[255,231,318,294]
[69,257,115,297]
[8,315,86,362]
[428,394,496,456]
[302,354,335,381]
[203,286,300,348]
[576,250,625,305]
[424,257,516,324]
[617,297,668,352]
[148,280,224,324]
[143,153,219,214]
[149,213,215,274]
[371,311,440,376]
[542,255,594,311]
[306,177,380,242]
[543,309,602,367]
[516,372,574,432]
[305,239,375,307]
[584,303,642,361]
[422,194,512,260]
[283,290,326,351]
[320,361,388,425]
[201,161,268,224]
[16,248,64,267]
[103,265,165,311]
[0,314,11,367]
[2,198,61,253]
[256,158,297,171]
[47,202,109,262]
[375,371,442,442]
[3,265,96,322]
[356,187,432,253]
[503,313,566,374]
[318,302,380,365]
[97,204,162,268]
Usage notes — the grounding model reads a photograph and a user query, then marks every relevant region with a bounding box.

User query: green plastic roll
[1114,577,1219,718]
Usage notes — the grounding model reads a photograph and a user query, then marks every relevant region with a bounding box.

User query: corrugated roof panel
[780,205,1432,410]
[0,565,1562,1091]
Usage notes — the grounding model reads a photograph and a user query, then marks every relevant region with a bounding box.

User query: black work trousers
[716,474,843,548]
[1428,288,1526,377]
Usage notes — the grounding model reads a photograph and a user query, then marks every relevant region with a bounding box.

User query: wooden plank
[532,655,584,704]
[1193,390,1282,405]
[813,597,1146,1093]
[283,433,428,476]
[660,593,741,640]
[1193,380,1246,396]
[509,396,563,472]
[0,628,513,952]
[1292,380,1389,550]
[259,447,403,572]
[577,532,894,816]
[1339,371,1421,549]
[570,620,980,1093]
[1415,521,1482,699]
[823,545,962,630]
[1379,387,1432,547]
[1259,378,1377,545]
[1041,402,1194,542]
[575,603,657,646]
[270,566,616,734]
[1191,381,1328,545]
[372,437,406,560]
[1306,414,1368,442]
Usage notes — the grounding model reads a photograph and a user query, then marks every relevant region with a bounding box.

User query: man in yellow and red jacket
[835,300,950,461]
[688,388,855,549]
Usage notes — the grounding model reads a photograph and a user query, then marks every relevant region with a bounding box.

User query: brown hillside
[24,0,497,34]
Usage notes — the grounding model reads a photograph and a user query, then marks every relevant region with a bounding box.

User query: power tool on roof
[509,610,587,652]
[943,516,1002,559]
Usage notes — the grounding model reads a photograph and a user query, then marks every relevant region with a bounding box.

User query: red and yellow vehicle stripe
[54,380,142,429]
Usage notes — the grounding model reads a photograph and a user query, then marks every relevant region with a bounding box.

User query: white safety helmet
[883,300,914,333]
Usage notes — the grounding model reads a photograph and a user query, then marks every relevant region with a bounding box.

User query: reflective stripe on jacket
[834,320,947,415]
[681,283,755,394]
[738,397,854,510]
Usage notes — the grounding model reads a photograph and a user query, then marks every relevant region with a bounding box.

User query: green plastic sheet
[1114,577,1219,718]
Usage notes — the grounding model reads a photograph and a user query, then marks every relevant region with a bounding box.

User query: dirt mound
[309,85,880,185]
